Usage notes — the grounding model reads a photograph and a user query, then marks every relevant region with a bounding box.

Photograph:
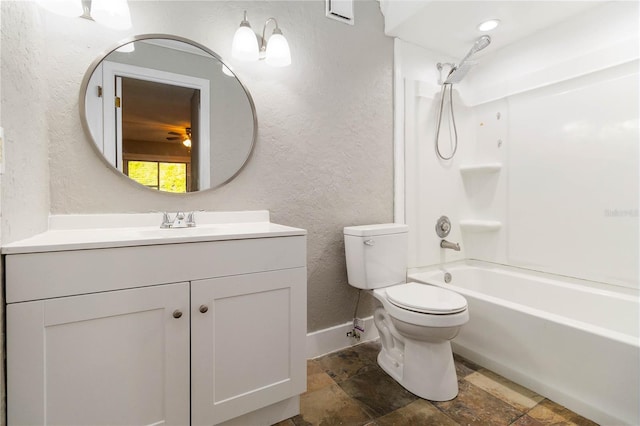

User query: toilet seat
[386,283,467,314]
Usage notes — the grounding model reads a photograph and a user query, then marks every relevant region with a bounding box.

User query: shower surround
[390,2,639,424]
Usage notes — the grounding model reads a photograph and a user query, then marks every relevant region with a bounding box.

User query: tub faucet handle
[436,216,452,238]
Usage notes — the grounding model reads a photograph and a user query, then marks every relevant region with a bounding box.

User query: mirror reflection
[81,36,257,193]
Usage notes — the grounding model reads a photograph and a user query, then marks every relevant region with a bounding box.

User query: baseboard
[306,316,379,359]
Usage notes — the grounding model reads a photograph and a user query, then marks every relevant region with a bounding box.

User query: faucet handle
[161,212,172,228]
[186,211,196,227]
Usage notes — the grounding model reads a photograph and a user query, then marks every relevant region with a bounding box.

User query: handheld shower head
[471,35,491,54]
[443,35,492,84]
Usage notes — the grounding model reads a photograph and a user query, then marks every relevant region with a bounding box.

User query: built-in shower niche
[458,162,503,261]
[459,162,502,209]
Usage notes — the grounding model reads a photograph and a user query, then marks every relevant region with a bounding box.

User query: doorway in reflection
[120,77,199,193]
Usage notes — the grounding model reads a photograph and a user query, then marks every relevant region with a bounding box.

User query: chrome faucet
[440,239,461,251]
[161,212,196,229]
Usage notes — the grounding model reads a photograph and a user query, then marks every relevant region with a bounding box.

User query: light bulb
[91,0,132,30]
[265,31,291,67]
[36,0,83,17]
[232,24,259,62]
[183,138,192,148]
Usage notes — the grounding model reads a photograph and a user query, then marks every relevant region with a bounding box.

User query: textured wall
[0,1,50,243]
[1,1,393,332]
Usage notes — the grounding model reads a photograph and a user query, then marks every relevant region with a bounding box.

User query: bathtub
[408,260,639,426]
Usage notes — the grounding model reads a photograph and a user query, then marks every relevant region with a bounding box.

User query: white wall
[0,0,394,332]
[399,2,639,289]
[0,2,50,243]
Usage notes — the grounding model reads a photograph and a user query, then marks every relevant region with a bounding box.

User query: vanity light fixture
[36,0,132,30]
[477,19,500,32]
[231,11,260,61]
[231,11,291,67]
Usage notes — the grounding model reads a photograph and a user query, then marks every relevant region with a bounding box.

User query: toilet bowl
[344,224,469,401]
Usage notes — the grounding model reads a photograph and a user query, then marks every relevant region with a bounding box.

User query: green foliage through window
[127,161,187,193]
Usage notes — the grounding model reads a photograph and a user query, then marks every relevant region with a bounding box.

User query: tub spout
[440,239,461,251]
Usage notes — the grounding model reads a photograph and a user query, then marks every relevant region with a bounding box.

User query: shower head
[443,35,492,84]
[470,35,492,55]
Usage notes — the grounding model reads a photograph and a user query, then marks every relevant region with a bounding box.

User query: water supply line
[434,75,458,160]
[434,35,491,161]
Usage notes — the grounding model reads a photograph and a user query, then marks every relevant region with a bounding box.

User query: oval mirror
[80,34,257,193]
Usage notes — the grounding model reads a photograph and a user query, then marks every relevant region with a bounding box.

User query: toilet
[344,223,468,401]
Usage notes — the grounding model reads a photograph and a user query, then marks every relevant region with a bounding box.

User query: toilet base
[378,338,459,402]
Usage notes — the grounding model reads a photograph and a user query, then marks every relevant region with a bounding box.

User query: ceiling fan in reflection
[167,127,192,148]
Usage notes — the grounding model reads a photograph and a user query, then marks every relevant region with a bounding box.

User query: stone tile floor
[274,340,599,426]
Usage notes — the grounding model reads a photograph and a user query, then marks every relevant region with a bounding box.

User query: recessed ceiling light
[478,19,500,32]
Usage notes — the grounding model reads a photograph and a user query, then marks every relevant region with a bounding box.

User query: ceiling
[382,1,604,60]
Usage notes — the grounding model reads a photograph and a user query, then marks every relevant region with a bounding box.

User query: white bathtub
[408,261,639,426]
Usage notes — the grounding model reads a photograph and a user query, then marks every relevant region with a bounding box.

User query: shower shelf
[460,220,502,232]
[459,163,502,176]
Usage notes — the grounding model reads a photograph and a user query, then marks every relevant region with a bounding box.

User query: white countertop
[2,211,306,254]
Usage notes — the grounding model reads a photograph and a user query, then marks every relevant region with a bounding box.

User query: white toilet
[344,223,469,401]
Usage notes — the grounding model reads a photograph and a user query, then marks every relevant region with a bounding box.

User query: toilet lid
[386,283,467,314]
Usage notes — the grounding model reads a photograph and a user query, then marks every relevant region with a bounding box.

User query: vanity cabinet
[5,227,307,426]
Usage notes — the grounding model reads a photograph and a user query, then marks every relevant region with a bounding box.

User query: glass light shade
[36,0,83,17]
[91,0,132,30]
[265,33,291,67]
[231,25,259,62]
[183,138,192,148]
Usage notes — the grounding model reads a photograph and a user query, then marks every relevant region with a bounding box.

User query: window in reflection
[125,160,188,193]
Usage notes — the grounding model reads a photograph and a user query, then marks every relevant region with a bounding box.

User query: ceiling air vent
[326,0,354,25]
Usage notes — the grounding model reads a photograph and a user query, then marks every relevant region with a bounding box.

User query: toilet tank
[343,223,409,289]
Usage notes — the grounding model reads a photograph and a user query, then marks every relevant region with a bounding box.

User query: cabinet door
[7,282,190,426]
[191,268,307,425]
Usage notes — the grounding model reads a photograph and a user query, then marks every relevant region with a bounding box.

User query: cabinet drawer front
[7,283,190,426]
[7,236,306,303]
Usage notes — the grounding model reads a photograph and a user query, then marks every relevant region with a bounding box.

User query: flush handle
[172,310,183,319]
[364,239,375,246]
[199,305,209,314]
